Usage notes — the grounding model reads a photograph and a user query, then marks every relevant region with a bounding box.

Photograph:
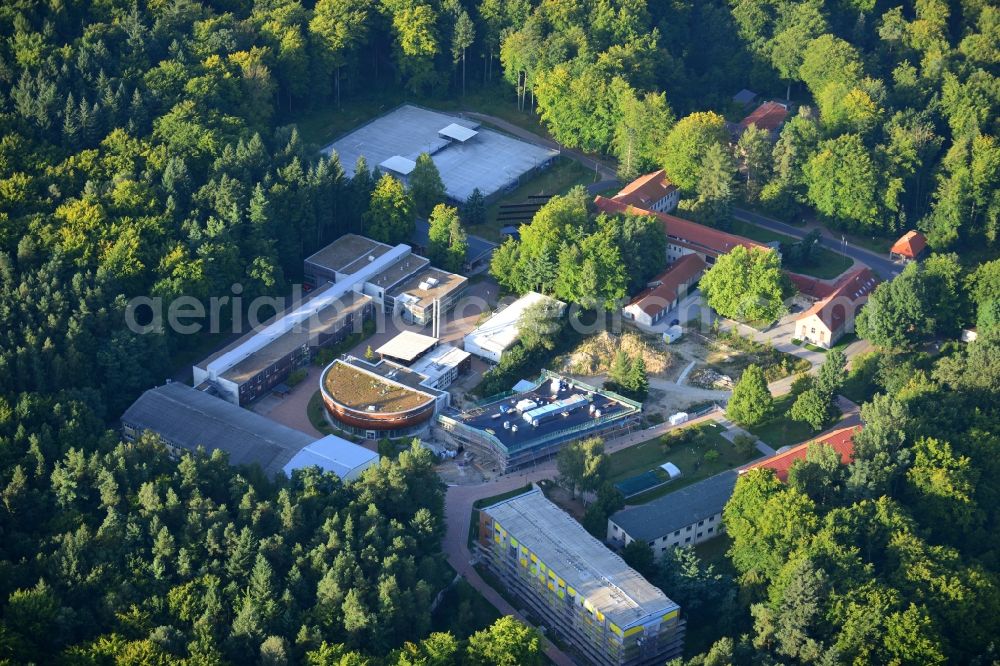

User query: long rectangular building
[195,234,466,406]
[478,489,685,665]
[463,291,565,363]
[593,195,771,264]
[607,471,738,554]
[121,382,379,480]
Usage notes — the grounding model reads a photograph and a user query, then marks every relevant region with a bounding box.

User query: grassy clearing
[748,394,816,449]
[608,422,758,504]
[828,333,858,353]
[470,158,595,242]
[729,219,854,280]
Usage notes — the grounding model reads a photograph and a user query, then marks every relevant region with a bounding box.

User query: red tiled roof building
[794,268,880,348]
[740,425,860,483]
[623,254,706,326]
[889,230,927,262]
[612,170,680,213]
[594,195,770,263]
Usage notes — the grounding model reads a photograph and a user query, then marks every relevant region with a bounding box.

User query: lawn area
[828,333,858,353]
[471,157,595,242]
[729,219,854,280]
[306,390,334,435]
[747,394,816,449]
[607,422,759,504]
[431,579,500,640]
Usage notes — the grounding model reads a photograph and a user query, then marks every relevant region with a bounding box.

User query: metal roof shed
[376,330,439,363]
[281,435,380,481]
[379,155,417,175]
[438,123,479,142]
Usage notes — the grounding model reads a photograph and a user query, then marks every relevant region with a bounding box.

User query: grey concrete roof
[483,489,679,630]
[609,471,738,542]
[323,104,558,201]
[121,382,314,476]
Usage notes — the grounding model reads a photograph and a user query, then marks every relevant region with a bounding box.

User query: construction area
[438,371,642,473]
[322,104,559,201]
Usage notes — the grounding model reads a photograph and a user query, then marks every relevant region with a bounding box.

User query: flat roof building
[304,234,468,327]
[193,284,374,406]
[478,488,685,665]
[408,344,471,389]
[322,104,559,202]
[121,382,378,480]
[464,292,565,363]
[195,234,467,406]
[319,356,452,439]
[376,330,439,364]
[607,471,738,555]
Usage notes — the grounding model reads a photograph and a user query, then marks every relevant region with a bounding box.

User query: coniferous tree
[408,153,446,217]
[727,364,774,426]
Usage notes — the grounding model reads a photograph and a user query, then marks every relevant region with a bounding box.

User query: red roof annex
[741,425,860,482]
[627,254,706,316]
[739,101,789,133]
[594,196,769,257]
[890,230,927,259]
[612,170,677,209]
[797,267,880,330]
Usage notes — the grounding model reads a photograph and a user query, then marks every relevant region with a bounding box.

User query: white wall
[607,513,724,554]
[463,334,503,364]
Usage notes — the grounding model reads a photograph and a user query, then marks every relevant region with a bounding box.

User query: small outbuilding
[282,435,380,481]
[660,462,682,479]
[889,230,927,263]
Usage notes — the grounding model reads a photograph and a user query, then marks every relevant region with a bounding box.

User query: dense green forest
[0,0,997,663]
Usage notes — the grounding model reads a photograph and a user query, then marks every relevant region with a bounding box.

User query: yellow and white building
[478,488,685,665]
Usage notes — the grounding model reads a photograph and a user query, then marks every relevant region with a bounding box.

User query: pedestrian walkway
[676,360,696,385]
[718,417,776,457]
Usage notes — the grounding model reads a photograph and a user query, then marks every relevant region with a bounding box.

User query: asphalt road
[733,207,902,279]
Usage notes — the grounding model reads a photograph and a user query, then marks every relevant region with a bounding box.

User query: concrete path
[733,207,901,279]
[676,360,696,386]
[647,376,731,404]
[717,416,777,456]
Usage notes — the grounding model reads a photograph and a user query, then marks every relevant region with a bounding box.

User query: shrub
[732,433,758,456]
